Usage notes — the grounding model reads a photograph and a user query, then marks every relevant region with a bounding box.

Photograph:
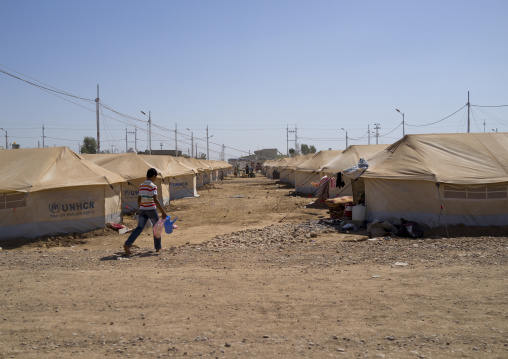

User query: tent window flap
[0,193,27,210]
[443,184,507,200]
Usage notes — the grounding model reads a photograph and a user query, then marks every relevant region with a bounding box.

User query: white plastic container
[352,205,366,221]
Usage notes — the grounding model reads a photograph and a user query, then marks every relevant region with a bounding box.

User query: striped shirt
[139,180,157,210]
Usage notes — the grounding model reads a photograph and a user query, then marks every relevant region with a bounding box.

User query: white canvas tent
[283,154,315,186]
[320,145,388,198]
[175,157,206,188]
[348,133,508,227]
[294,150,343,195]
[0,147,125,240]
[83,153,170,210]
[139,155,198,200]
[188,158,213,184]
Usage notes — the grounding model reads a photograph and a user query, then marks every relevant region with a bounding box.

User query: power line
[0,68,94,102]
[405,104,468,127]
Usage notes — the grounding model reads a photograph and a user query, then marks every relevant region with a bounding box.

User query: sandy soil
[1,176,507,358]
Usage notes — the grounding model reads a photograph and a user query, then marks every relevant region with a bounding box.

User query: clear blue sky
[1,0,507,159]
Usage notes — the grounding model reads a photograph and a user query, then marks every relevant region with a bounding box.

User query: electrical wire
[0,68,94,102]
[379,122,402,138]
[406,104,468,127]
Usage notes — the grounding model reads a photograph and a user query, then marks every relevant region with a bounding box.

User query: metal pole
[175,123,178,155]
[467,91,470,133]
[396,109,405,137]
[374,123,380,144]
[96,85,100,152]
[149,111,152,154]
[42,124,45,148]
[295,125,298,155]
[206,125,209,160]
[286,125,289,157]
[402,113,405,136]
[125,127,128,152]
[368,124,370,145]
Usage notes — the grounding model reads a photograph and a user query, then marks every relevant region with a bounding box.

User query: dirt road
[1,176,507,358]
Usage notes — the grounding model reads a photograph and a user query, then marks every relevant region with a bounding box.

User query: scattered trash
[393,262,409,266]
[342,223,358,231]
[372,275,381,278]
[397,218,424,238]
[107,222,132,235]
[367,220,397,238]
[118,227,131,235]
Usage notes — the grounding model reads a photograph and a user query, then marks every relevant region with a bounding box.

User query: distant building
[254,148,277,159]
[228,148,279,172]
[139,149,182,156]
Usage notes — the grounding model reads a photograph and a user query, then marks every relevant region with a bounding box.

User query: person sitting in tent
[123,168,168,255]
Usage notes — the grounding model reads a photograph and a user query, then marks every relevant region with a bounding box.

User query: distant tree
[199,153,206,159]
[288,148,295,157]
[300,144,316,155]
[81,137,97,154]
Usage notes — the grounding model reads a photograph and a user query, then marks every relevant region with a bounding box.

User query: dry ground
[1,176,507,358]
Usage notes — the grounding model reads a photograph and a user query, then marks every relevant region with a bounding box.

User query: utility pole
[483,119,486,133]
[396,109,405,137]
[96,85,100,153]
[160,142,163,150]
[42,124,45,147]
[195,143,197,159]
[467,91,470,133]
[175,123,178,155]
[341,128,348,149]
[287,125,297,156]
[206,125,210,160]
[187,128,194,158]
[126,127,138,152]
[374,123,381,144]
[286,125,289,156]
[368,124,370,145]
[1,128,8,149]
[294,125,298,155]
[141,110,152,154]
[221,144,225,161]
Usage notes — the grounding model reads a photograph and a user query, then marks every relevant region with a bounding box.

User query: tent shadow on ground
[0,237,87,250]
[424,225,508,238]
